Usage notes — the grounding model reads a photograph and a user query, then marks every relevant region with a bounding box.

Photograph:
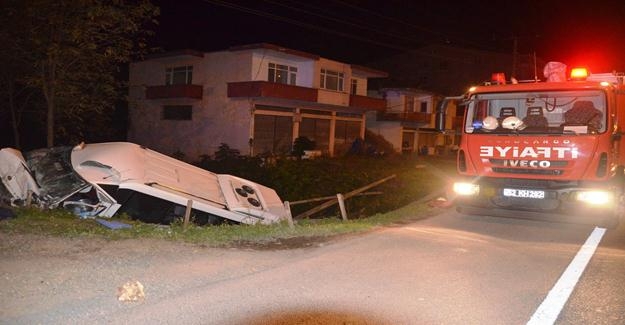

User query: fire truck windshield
[464,90,606,135]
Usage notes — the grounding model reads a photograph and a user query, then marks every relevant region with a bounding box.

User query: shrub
[190,144,455,220]
[292,136,316,158]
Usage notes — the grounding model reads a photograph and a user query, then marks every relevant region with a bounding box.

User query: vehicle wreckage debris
[0,142,288,226]
[95,218,132,230]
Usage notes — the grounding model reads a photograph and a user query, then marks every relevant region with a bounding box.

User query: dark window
[162,105,192,120]
[320,69,344,91]
[268,63,297,85]
[165,66,193,85]
[420,101,428,113]
[253,114,293,155]
[405,96,415,112]
[334,120,361,154]
[300,118,330,152]
[351,79,358,95]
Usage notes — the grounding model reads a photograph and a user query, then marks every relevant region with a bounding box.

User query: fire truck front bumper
[452,181,621,228]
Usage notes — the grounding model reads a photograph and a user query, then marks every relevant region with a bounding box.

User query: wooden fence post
[183,199,192,230]
[294,174,396,220]
[284,201,294,228]
[337,193,348,221]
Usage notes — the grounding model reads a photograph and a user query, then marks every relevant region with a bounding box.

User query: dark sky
[152,0,625,72]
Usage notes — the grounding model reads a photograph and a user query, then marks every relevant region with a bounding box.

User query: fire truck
[439,62,625,227]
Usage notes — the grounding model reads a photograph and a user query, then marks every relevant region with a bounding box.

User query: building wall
[200,51,254,156]
[128,56,205,157]
[366,89,455,154]
[128,51,254,159]
[351,76,368,96]
[366,120,403,152]
[250,51,316,87]
[129,46,384,160]
[316,58,351,106]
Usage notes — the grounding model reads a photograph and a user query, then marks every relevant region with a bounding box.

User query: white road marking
[527,226,606,325]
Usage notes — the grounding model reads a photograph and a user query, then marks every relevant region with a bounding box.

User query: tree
[0,0,159,147]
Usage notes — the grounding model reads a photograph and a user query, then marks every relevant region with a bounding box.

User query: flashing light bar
[570,67,589,80]
[491,72,506,85]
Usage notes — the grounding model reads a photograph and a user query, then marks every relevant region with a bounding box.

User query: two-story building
[366,88,461,155]
[127,43,387,160]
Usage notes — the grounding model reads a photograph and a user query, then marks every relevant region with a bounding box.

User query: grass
[0,201,447,247]
[0,155,457,248]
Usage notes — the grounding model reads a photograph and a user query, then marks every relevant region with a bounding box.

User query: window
[299,118,330,152]
[268,63,297,85]
[334,120,361,154]
[464,90,607,134]
[320,69,344,91]
[405,96,415,112]
[253,114,293,155]
[350,79,358,95]
[420,101,428,113]
[162,105,192,120]
[165,66,193,85]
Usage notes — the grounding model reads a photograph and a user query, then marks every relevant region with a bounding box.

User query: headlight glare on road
[453,182,479,196]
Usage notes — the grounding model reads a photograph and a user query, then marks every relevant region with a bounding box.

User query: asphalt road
[2,209,624,324]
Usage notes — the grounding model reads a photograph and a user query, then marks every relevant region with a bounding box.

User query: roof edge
[229,43,320,60]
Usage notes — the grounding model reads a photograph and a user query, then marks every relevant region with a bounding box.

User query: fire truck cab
[445,62,625,227]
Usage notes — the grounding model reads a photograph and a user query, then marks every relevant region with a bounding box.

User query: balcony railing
[376,111,432,124]
[349,94,386,111]
[145,84,203,99]
[227,81,318,102]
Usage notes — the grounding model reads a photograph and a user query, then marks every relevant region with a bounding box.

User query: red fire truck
[442,62,625,227]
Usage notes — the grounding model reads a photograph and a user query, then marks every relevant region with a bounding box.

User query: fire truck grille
[492,167,564,176]
[490,196,560,210]
[482,177,578,190]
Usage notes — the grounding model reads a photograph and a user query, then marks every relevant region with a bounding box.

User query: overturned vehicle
[0,142,288,225]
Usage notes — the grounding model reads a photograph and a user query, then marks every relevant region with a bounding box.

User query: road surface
[1,209,624,324]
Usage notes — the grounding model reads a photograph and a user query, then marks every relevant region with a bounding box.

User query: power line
[202,0,412,51]
[199,0,519,60]
[261,0,424,45]
[330,0,449,38]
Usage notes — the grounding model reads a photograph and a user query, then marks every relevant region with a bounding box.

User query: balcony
[145,84,203,99]
[227,81,318,102]
[376,111,432,124]
[349,94,386,111]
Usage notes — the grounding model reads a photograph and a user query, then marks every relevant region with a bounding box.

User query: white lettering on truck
[480,146,578,168]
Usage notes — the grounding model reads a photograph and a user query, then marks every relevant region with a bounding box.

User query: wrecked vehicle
[0,142,288,225]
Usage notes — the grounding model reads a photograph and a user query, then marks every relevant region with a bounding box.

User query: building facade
[128,43,387,160]
[366,88,461,155]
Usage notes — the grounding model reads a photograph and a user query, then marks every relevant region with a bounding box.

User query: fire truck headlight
[575,190,612,205]
[453,182,480,196]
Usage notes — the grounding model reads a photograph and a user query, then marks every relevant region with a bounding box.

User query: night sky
[3,0,625,150]
[150,0,625,73]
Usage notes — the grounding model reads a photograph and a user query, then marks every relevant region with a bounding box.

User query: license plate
[503,188,545,199]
